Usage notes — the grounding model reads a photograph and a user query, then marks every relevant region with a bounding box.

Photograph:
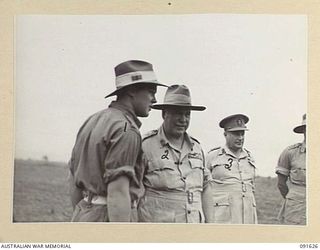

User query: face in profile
[131,85,157,117]
[163,108,191,138]
[225,130,245,152]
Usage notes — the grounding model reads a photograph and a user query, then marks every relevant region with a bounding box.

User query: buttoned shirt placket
[160,133,198,221]
[224,148,248,224]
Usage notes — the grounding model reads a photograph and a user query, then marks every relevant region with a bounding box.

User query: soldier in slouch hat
[137,84,213,223]
[68,60,167,222]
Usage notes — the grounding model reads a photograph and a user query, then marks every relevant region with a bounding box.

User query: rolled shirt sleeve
[276,147,291,176]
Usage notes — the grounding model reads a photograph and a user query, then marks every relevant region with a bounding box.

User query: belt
[83,194,107,205]
[145,189,201,204]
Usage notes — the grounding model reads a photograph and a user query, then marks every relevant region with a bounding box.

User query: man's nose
[180,114,188,122]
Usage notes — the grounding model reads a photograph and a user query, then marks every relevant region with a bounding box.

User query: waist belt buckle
[187,191,194,204]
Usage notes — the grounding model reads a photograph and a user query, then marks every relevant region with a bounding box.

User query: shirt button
[188,210,191,214]
[242,194,245,197]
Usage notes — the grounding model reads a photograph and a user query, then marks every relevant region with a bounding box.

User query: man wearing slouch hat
[68,60,167,222]
[137,84,213,223]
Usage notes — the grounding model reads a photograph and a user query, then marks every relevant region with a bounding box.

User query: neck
[116,96,134,112]
[228,146,242,157]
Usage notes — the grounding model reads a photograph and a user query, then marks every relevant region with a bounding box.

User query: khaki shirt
[276,142,306,187]
[276,142,306,225]
[137,126,212,223]
[206,145,257,224]
[142,126,212,193]
[206,146,256,187]
[69,101,142,197]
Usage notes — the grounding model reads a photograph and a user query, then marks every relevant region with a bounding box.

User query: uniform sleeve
[202,150,213,189]
[205,151,215,173]
[103,127,141,186]
[275,147,291,176]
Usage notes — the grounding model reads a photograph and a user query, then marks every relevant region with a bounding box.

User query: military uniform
[137,126,212,223]
[69,101,143,222]
[276,142,306,225]
[206,145,257,224]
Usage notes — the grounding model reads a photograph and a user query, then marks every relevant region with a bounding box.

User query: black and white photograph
[13,14,307,227]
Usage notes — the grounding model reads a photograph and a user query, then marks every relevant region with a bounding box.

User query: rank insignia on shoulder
[142,129,158,141]
[190,136,200,144]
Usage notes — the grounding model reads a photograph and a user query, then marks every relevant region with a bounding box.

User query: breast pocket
[210,160,234,179]
[146,159,177,189]
[148,158,175,172]
[290,168,306,184]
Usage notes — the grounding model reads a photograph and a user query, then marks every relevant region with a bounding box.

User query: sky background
[15,14,307,177]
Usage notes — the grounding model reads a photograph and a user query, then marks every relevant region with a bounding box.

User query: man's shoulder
[190,135,201,145]
[92,107,139,134]
[207,146,223,158]
[208,146,222,154]
[142,129,159,141]
[243,147,253,156]
[287,143,302,151]
[284,143,302,152]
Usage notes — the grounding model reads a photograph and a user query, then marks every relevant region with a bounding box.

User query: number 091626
[300,244,318,248]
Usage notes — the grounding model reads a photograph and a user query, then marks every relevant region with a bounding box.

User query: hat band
[164,93,192,105]
[115,71,158,89]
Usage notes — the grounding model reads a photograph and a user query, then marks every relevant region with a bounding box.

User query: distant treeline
[14,158,68,168]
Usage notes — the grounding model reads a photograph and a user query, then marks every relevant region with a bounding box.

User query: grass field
[13,159,284,224]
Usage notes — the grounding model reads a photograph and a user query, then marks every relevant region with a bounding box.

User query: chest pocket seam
[189,158,204,170]
[148,159,175,173]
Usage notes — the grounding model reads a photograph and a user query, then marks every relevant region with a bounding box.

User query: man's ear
[126,86,136,98]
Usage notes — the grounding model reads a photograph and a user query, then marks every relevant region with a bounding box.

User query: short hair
[116,82,156,99]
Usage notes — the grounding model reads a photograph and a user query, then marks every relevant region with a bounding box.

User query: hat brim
[151,104,206,111]
[104,81,168,98]
[293,125,306,134]
[226,127,249,132]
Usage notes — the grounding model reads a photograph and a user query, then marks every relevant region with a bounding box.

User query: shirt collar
[221,145,248,159]
[158,125,194,150]
[109,101,142,128]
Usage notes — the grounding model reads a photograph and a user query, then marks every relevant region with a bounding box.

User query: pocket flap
[189,158,204,169]
[148,159,175,172]
[213,195,230,207]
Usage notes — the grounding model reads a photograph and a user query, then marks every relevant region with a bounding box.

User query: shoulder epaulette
[142,129,158,141]
[190,136,200,144]
[243,148,251,155]
[288,143,301,150]
[123,114,139,131]
[208,147,221,154]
